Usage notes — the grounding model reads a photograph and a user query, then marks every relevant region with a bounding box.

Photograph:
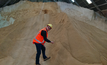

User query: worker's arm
[41,30,51,42]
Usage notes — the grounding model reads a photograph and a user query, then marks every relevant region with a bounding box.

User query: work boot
[44,57,50,61]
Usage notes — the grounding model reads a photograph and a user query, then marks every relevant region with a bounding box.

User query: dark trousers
[35,43,47,64]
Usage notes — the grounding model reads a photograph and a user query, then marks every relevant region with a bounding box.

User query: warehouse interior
[0,0,107,17]
[0,0,107,65]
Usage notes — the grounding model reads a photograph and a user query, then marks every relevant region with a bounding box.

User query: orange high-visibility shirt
[33,27,48,45]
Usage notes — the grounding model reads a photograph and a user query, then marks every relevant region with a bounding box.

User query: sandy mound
[0,1,107,65]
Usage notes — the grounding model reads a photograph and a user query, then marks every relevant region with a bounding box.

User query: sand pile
[0,1,107,65]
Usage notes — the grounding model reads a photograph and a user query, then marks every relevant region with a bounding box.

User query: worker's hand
[51,41,54,44]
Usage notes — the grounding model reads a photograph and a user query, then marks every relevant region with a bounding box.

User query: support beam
[90,3,107,9]
[3,0,11,7]
[75,0,80,6]
[75,2,80,6]
[82,0,89,7]
[105,0,107,2]
[91,0,101,11]
[91,0,104,15]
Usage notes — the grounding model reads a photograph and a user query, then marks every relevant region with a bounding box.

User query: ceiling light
[71,0,75,2]
[86,0,92,4]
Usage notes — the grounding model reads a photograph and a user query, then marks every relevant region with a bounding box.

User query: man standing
[33,24,54,65]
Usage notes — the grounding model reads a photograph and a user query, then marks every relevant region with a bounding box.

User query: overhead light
[86,0,92,4]
[71,0,75,2]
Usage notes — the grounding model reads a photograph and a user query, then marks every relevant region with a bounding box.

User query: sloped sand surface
[0,1,107,65]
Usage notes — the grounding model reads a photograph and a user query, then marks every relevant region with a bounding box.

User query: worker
[33,24,54,65]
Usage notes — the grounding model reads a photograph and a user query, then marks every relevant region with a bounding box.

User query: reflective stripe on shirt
[34,37,44,43]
